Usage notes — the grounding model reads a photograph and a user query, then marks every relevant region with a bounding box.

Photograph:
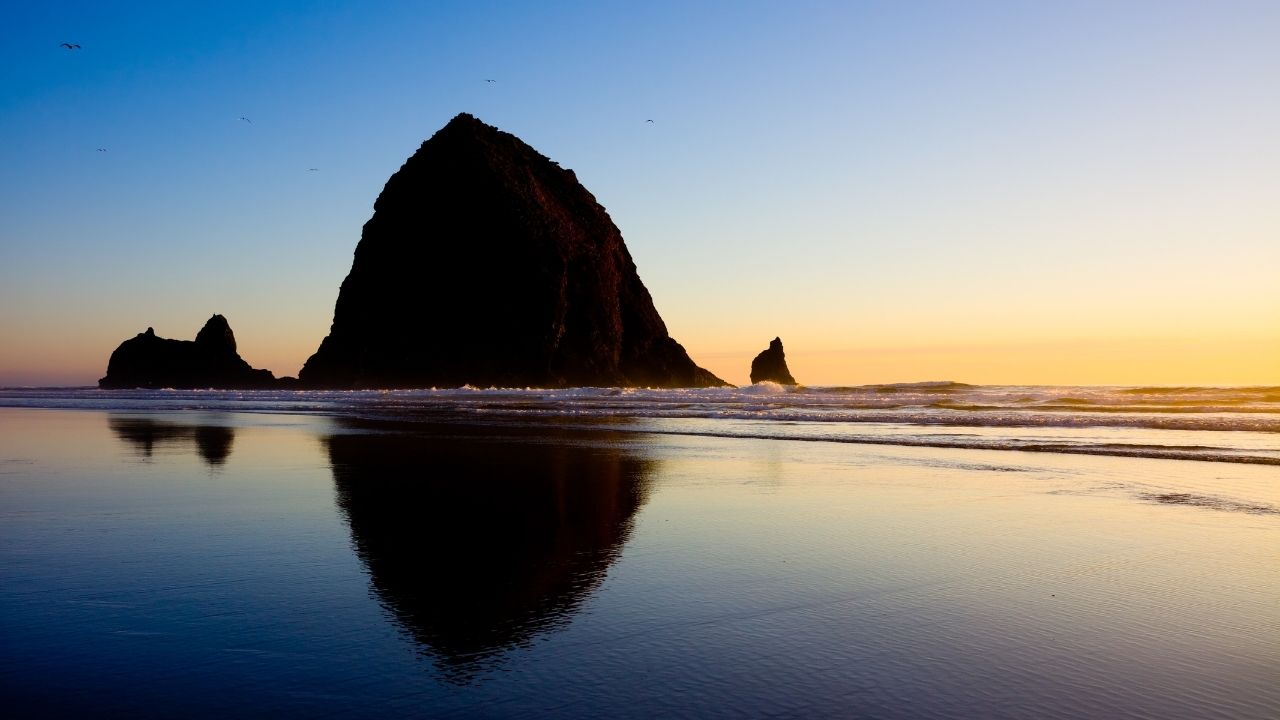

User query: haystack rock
[749,337,797,385]
[299,112,727,389]
[99,315,276,389]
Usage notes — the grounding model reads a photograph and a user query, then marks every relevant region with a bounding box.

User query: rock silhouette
[300,113,727,389]
[327,422,653,679]
[98,315,276,389]
[749,337,797,385]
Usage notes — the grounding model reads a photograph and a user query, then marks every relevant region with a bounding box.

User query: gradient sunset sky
[2,1,1276,387]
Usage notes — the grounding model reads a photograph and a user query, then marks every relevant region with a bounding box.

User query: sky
[1,0,1277,387]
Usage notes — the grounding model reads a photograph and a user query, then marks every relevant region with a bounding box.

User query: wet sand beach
[1,405,1277,718]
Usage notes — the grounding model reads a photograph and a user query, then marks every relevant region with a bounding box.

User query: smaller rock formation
[749,337,797,385]
[99,315,277,389]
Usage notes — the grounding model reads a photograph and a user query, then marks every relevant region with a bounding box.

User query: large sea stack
[299,113,727,389]
[99,315,276,389]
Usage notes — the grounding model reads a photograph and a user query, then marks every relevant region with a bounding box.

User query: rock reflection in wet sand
[109,415,236,466]
[325,423,654,680]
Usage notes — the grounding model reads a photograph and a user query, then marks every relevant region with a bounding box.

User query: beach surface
[1,398,1276,718]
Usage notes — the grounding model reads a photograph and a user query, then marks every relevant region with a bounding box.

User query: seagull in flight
[239,116,252,123]
[96,148,107,152]
[646,119,654,124]
[60,43,81,50]
[307,168,320,172]
[484,78,496,83]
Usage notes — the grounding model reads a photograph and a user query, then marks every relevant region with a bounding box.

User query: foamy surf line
[578,424,1280,466]
[334,412,1279,466]
[1,385,1277,465]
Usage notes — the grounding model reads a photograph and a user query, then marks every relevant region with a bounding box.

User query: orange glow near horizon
[691,333,1280,388]
[3,328,1277,388]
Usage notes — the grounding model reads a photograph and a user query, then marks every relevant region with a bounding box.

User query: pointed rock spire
[750,337,797,385]
[194,314,237,354]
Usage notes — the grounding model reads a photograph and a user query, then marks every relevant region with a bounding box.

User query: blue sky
[2,1,1277,385]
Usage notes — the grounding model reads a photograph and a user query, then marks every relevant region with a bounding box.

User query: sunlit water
[1,388,1277,718]
[2,383,1277,464]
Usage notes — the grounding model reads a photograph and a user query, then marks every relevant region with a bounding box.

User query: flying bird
[239,116,252,123]
[307,168,319,172]
[646,119,654,124]
[96,148,107,152]
[484,78,496,83]
[60,43,81,50]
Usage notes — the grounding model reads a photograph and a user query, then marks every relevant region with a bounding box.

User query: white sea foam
[2,384,1276,464]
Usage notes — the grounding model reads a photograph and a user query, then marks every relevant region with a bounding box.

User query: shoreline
[2,407,1280,712]
[2,387,1275,466]
[1,405,1277,718]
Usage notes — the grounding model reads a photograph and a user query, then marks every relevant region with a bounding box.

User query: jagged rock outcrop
[299,112,727,389]
[98,315,276,389]
[749,337,797,385]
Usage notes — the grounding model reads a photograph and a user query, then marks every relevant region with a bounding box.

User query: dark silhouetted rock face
[98,315,276,389]
[750,337,797,385]
[327,423,653,678]
[299,113,727,389]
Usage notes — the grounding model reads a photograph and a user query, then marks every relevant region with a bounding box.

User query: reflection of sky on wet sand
[0,407,1276,718]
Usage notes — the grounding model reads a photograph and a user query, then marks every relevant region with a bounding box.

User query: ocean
[1,385,1276,718]
[3,382,1276,465]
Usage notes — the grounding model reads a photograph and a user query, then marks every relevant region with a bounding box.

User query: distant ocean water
[3,383,1276,465]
